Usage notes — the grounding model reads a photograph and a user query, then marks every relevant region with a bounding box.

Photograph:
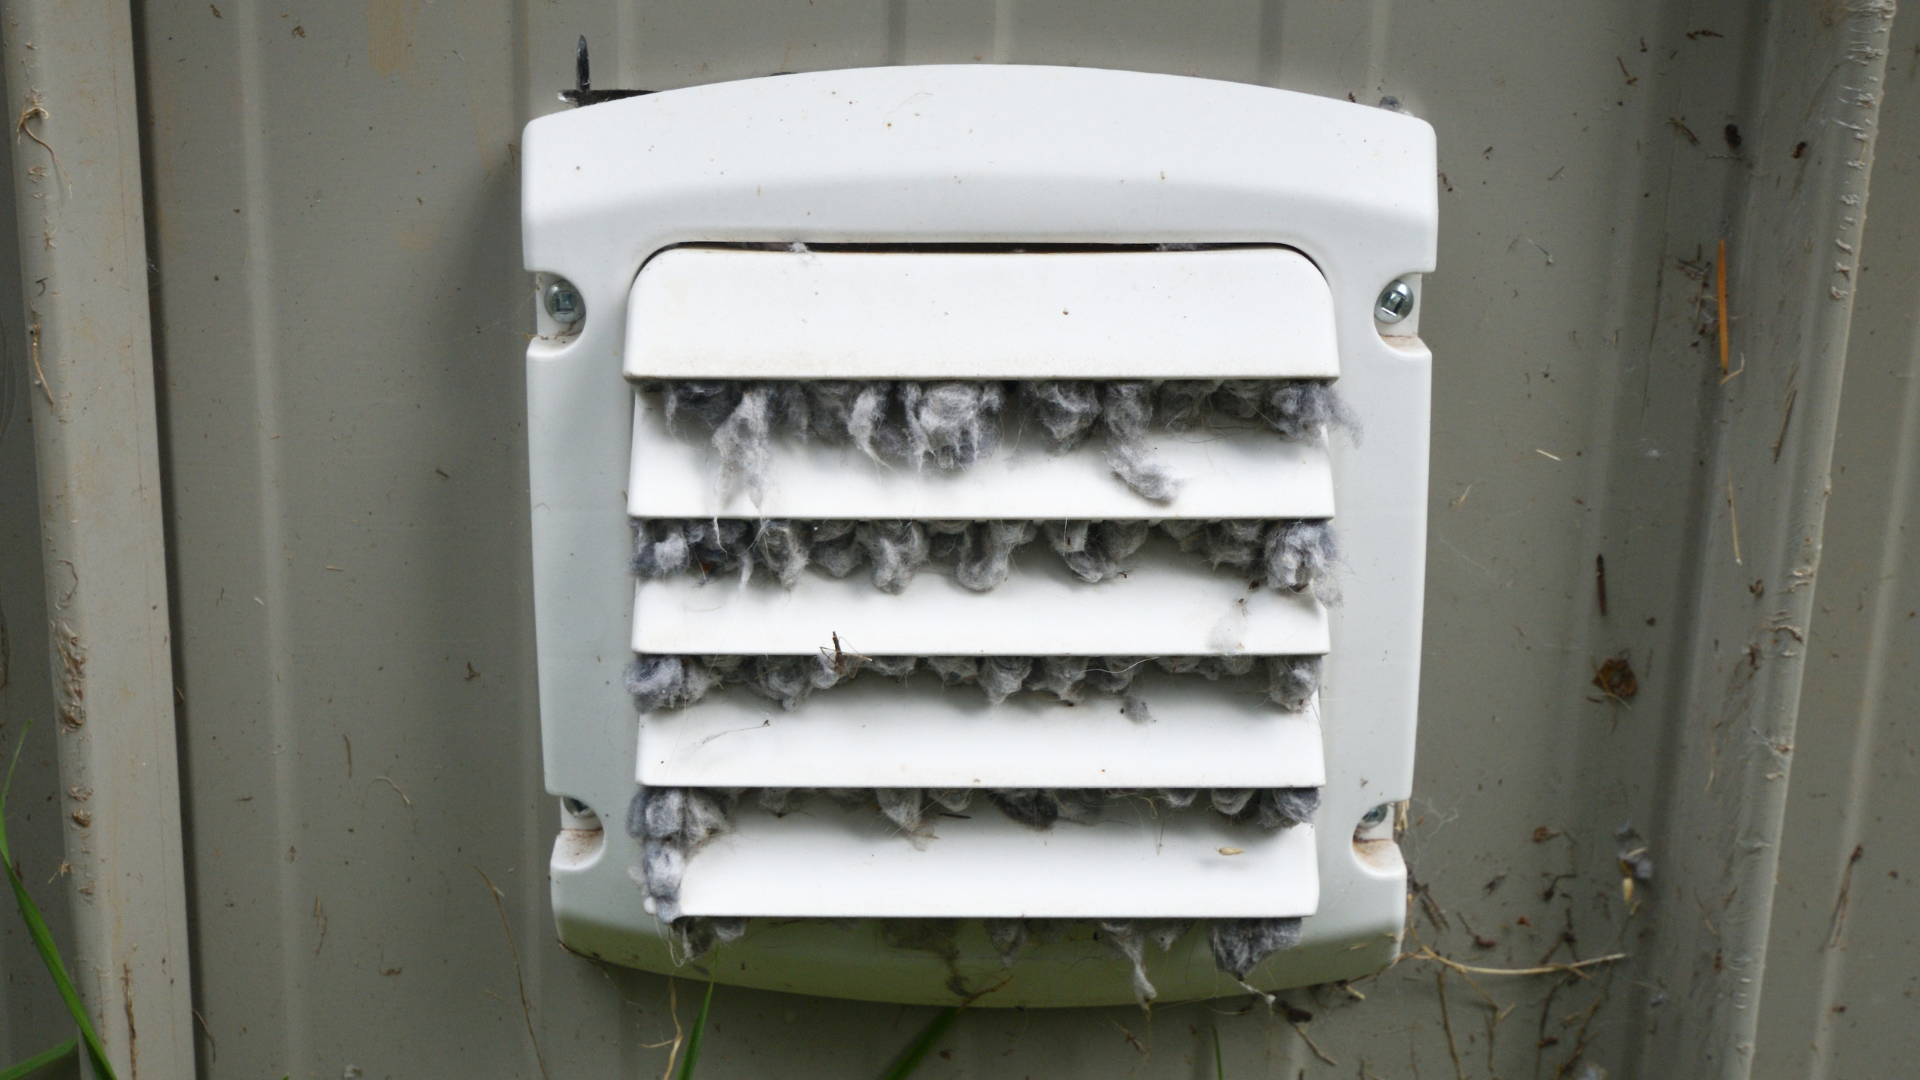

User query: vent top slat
[624,246,1340,381]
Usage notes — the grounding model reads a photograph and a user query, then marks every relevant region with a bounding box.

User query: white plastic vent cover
[523,65,1435,1007]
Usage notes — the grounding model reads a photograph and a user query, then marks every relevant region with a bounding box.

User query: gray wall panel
[0,82,81,1074]
[1752,7,1920,1079]
[130,1,1899,1077]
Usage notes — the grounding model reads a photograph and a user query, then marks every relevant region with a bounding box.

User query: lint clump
[640,376,1355,502]
[980,915,1302,1003]
[669,915,750,960]
[1199,379,1357,441]
[656,379,1006,502]
[625,785,737,923]
[623,652,1324,713]
[1019,381,1179,500]
[1160,518,1340,604]
[1211,918,1305,985]
[631,516,1338,598]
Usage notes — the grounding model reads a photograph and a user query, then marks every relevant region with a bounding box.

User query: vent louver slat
[638,679,1326,789]
[675,802,1320,920]
[631,555,1328,656]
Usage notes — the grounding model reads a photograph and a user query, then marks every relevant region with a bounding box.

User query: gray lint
[856,520,929,593]
[924,656,982,687]
[928,789,973,813]
[643,377,1354,502]
[1047,789,1110,825]
[1100,920,1156,1005]
[1145,920,1195,953]
[757,787,801,815]
[977,657,1034,704]
[1099,382,1181,501]
[668,916,750,961]
[1020,380,1103,449]
[621,652,1323,713]
[1156,654,1256,679]
[1155,379,1218,429]
[751,519,811,586]
[916,381,1005,468]
[711,382,773,502]
[809,519,864,578]
[1042,520,1151,582]
[847,383,919,463]
[1265,520,1340,604]
[876,787,925,831]
[984,918,1029,967]
[1094,918,1200,1006]
[623,655,717,713]
[928,520,1037,590]
[1256,788,1321,829]
[1210,788,1255,816]
[624,786,742,921]
[631,517,1339,595]
[1208,380,1357,441]
[987,788,1059,828]
[1266,656,1323,711]
[1085,657,1148,695]
[1209,917,1305,981]
[1028,657,1089,703]
[661,380,742,429]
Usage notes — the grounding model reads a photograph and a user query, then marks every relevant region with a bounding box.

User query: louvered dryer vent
[522,64,1436,1007]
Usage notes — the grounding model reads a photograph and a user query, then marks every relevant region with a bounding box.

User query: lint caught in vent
[522,64,1435,1007]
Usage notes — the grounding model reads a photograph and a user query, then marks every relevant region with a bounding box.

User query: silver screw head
[543,278,585,326]
[1375,279,1414,323]
[1359,803,1391,828]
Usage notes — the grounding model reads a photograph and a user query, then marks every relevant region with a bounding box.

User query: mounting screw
[544,278,585,327]
[1359,804,1391,829]
[1375,279,1414,323]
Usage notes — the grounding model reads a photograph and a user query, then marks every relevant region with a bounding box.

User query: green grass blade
[1212,1025,1226,1080]
[878,1006,962,1080]
[2,726,118,1080]
[0,1038,77,1080]
[675,980,715,1080]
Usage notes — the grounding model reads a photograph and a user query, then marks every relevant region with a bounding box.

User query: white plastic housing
[523,64,1436,1007]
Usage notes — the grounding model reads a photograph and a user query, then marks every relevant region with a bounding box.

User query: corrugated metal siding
[0,122,82,1078]
[107,1,1898,1077]
[1753,9,1920,1079]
